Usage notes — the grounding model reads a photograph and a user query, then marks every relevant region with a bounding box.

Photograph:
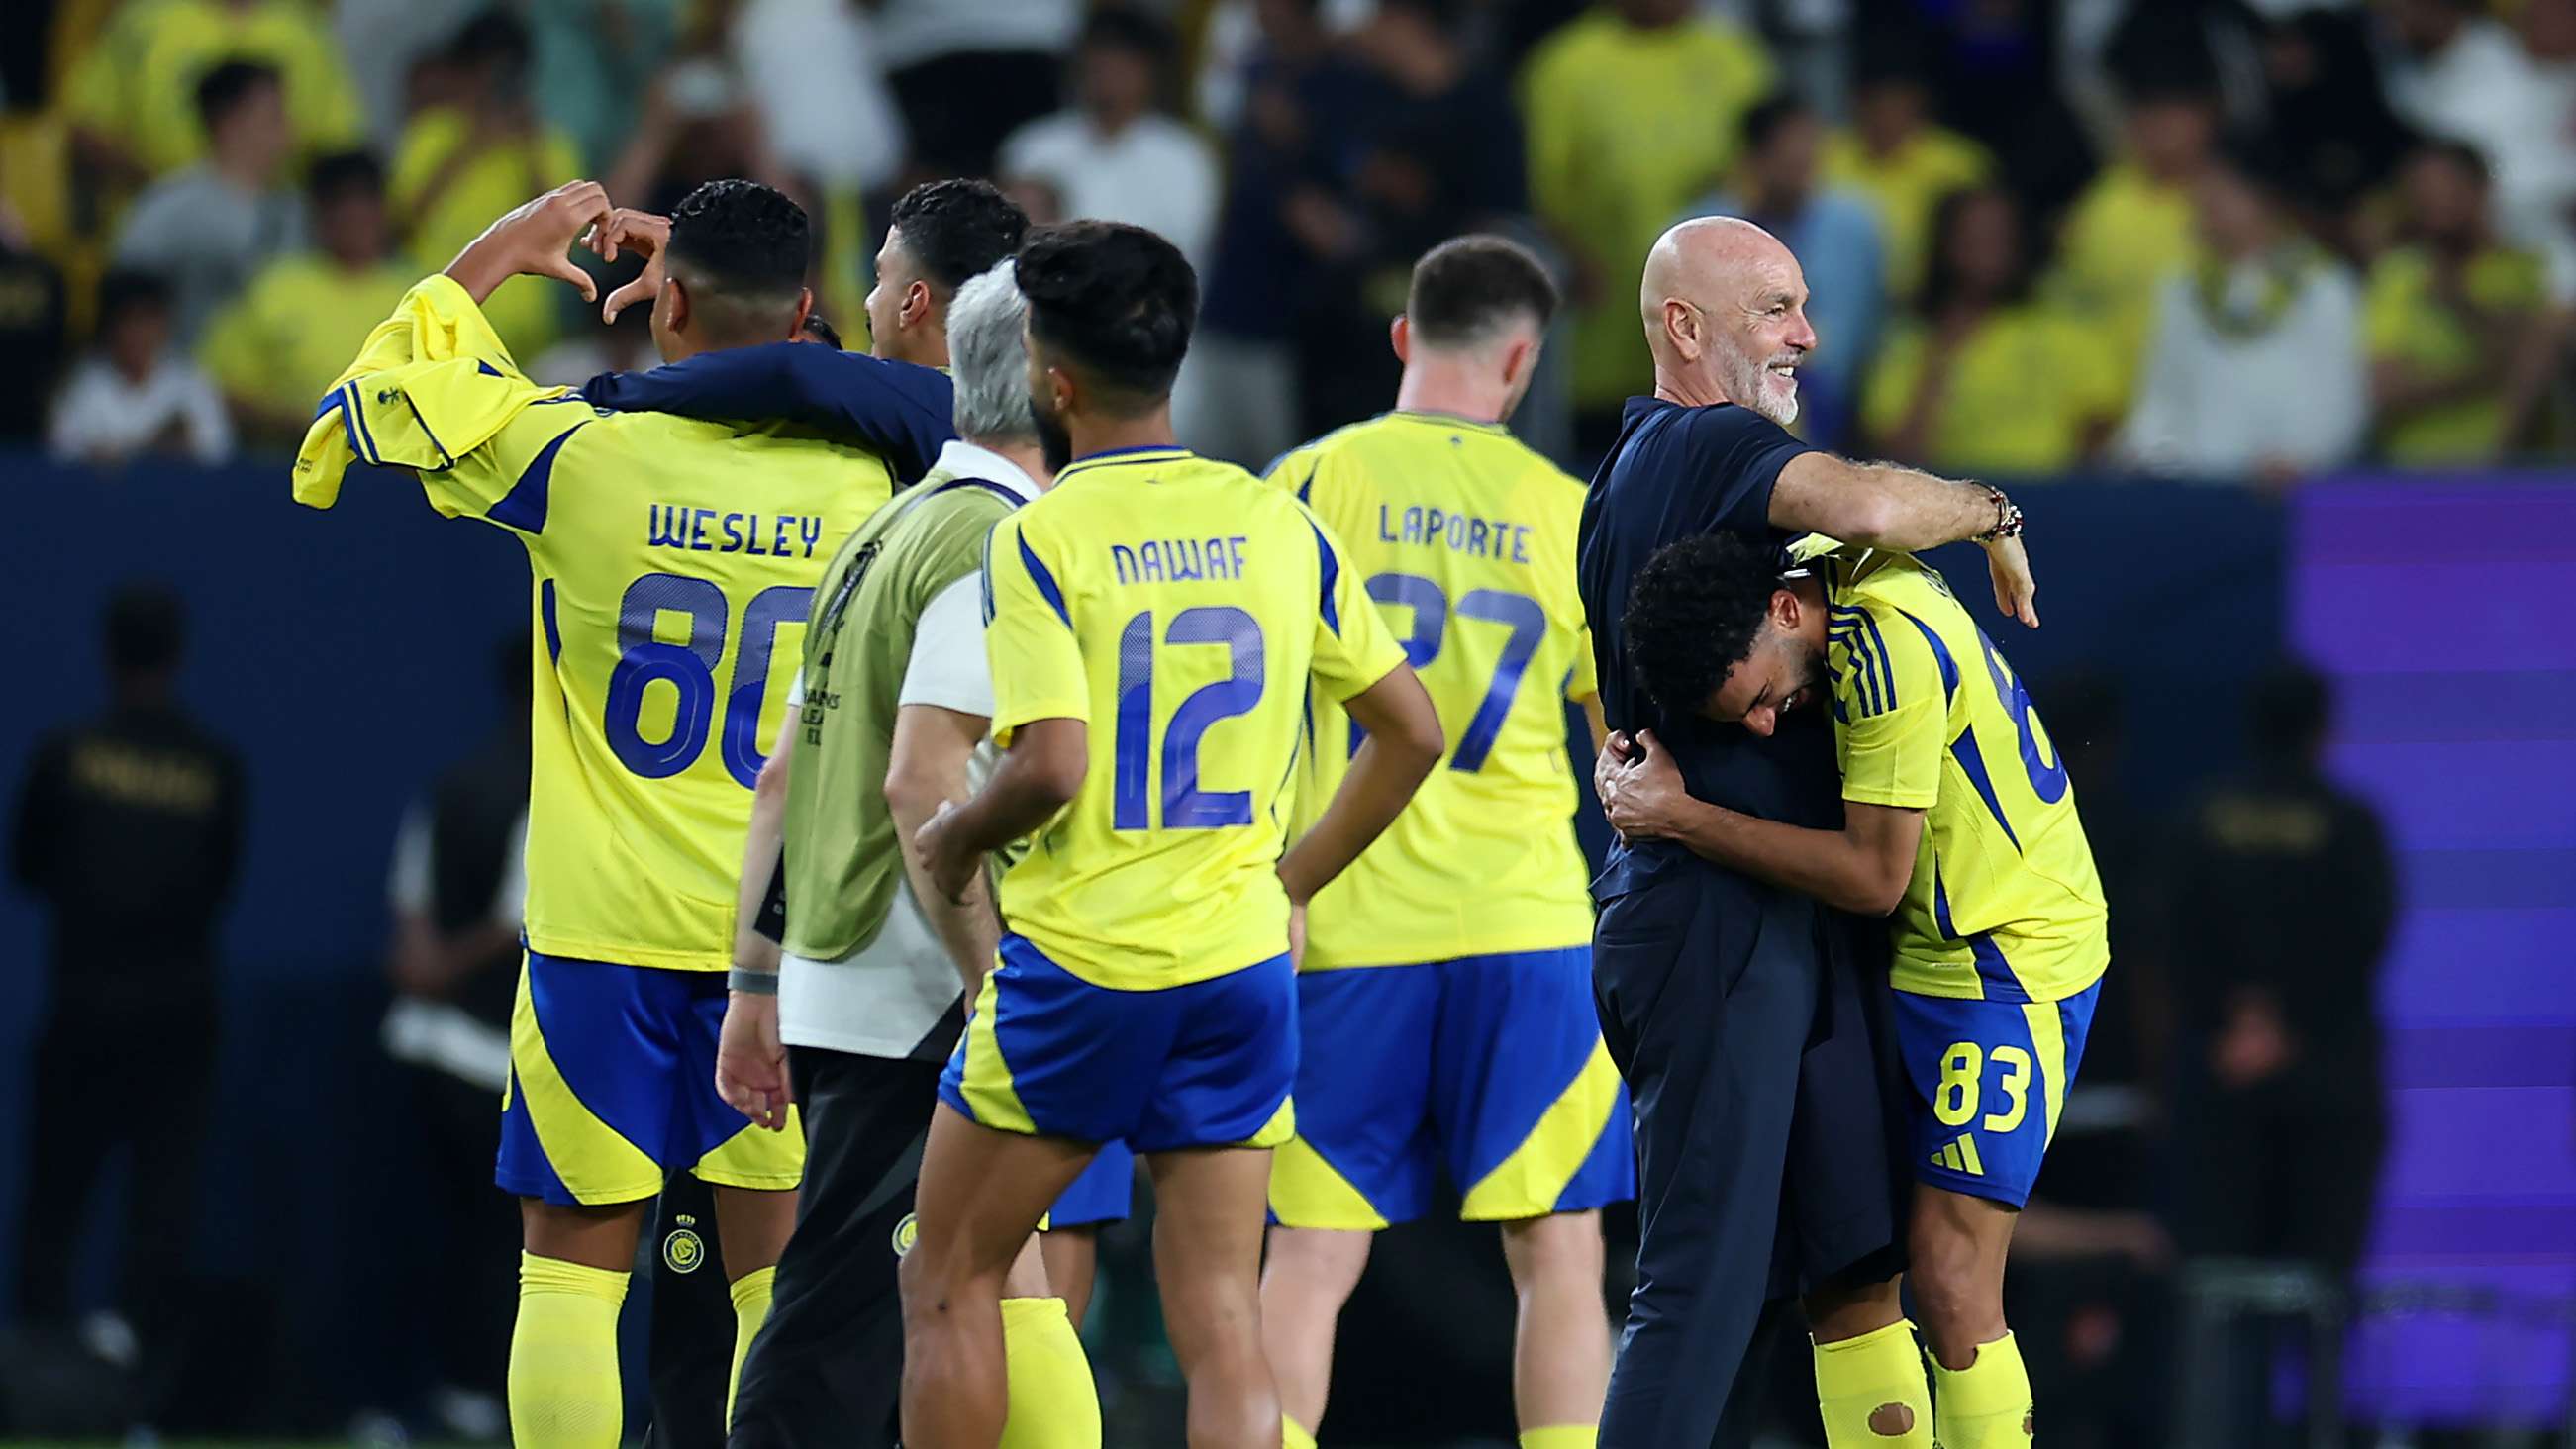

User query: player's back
[983,446,1397,990]
[1826,546,2106,1002]
[1267,412,1596,968]
[488,406,898,970]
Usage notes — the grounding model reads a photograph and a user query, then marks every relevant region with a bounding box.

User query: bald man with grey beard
[1577,218,2038,1449]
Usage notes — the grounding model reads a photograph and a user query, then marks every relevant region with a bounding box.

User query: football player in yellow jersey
[1599,531,2109,1449]
[1256,236,1627,1449]
[906,221,1444,1449]
[305,179,905,1448]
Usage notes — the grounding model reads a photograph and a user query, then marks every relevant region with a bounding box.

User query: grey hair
[946,260,1037,446]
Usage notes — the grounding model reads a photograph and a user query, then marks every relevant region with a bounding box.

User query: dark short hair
[2412,136,2492,188]
[1740,93,1817,156]
[1406,234,1558,348]
[307,149,385,207]
[667,178,811,300]
[1017,220,1197,404]
[1622,533,1785,714]
[888,179,1030,293]
[105,583,184,675]
[195,59,281,134]
[1079,5,1177,63]
[1919,184,2038,317]
[800,313,843,349]
[97,268,173,329]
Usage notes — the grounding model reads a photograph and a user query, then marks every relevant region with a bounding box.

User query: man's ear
[789,286,815,339]
[1500,332,1538,389]
[1771,585,1803,632]
[1390,314,1412,366]
[665,276,692,335]
[900,278,934,331]
[1663,299,1702,362]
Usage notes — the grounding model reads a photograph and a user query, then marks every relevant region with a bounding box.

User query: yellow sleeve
[1259,444,1319,497]
[2362,257,2415,360]
[1833,604,1943,811]
[295,274,576,513]
[1305,507,1409,703]
[983,513,1092,746]
[1566,623,1599,701]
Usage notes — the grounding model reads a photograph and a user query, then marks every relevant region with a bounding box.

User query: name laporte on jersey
[646,504,828,559]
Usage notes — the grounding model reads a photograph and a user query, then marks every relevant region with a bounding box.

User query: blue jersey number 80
[603,572,812,788]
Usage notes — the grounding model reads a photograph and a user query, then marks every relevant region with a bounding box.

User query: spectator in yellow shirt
[66,0,363,184]
[1822,46,1994,305]
[1521,0,1772,439]
[2366,140,2560,465]
[1864,185,2124,478]
[199,151,415,448]
[389,11,584,356]
[2049,73,2217,398]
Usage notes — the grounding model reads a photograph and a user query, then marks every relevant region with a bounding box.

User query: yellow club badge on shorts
[890,1211,919,1258]
[663,1214,707,1274]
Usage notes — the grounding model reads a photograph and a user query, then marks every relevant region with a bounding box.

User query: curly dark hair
[889,179,1030,294]
[1623,532,1787,714]
[667,178,810,301]
[1016,220,1197,404]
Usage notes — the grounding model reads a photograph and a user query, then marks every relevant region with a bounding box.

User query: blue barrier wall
[0,454,2286,1422]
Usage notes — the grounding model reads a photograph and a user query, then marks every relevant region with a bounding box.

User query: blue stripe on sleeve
[1017,530,1072,628]
[1310,518,1341,635]
[1895,608,1960,703]
[1858,610,1896,710]
[346,383,384,463]
[540,579,562,661]
[488,423,585,534]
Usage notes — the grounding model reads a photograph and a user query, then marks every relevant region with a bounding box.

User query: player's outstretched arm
[1770,453,2038,628]
[443,179,613,306]
[1277,664,1443,911]
[1596,728,1923,917]
[915,717,1088,906]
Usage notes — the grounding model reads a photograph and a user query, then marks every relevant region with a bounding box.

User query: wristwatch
[1980,487,2024,541]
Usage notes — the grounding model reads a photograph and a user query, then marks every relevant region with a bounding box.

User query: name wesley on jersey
[646,505,828,558]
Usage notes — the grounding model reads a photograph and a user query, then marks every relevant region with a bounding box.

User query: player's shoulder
[1832,550,1964,689]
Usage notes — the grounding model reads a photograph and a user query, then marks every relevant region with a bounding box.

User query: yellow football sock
[1813,1318,1933,1447]
[999,1295,1102,1449]
[509,1252,629,1449]
[1283,1415,1319,1449]
[1519,1426,1598,1449]
[726,1265,777,1428]
[1931,1331,2034,1447]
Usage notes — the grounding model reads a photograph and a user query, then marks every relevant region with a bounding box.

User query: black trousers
[1591,871,1910,1449]
[727,1048,942,1449]
[18,998,215,1330]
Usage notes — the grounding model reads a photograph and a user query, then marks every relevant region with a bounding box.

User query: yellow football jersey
[982,446,1409,992]
[1819,545,2107,1003]
[1265,412,1597,969]
[336,287,896,972]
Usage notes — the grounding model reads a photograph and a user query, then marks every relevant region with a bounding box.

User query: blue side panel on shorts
[1554,1087,1637,1213]
[497,1066,575,1202]
[1047,1139,1136,1227]
[1288,965,1444,1223]
[1894,981,2100,1208]
[1431,947,1600,1190]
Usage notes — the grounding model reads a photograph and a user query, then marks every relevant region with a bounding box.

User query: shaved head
[1640,216,1816,426]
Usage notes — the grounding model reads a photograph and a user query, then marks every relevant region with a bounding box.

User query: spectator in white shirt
[2381,0,2576,289]
[49,271,235,467]
[2117,138,2365,483]
[999,7,1220,271]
